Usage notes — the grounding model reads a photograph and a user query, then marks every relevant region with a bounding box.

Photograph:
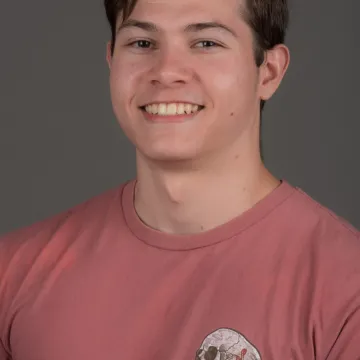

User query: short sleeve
[0,212,72,359]
[325,307,360,359]
[0,242,12,358]
[0,231,22,359]
[0,342,10,360]
[319,231,360,359]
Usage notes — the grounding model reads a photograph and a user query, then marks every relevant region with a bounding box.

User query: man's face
[107,0,263,163]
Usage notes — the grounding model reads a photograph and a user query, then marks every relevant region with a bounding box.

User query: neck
[134,144,279,235]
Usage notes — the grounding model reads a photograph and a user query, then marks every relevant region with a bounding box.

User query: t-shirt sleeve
[325,307,360,359]
[0,344,10,360]
[0,347,9,360]
[0,225,46,358]
[320,231,360,359]
[0,213,69,359]
[0,231,21,359]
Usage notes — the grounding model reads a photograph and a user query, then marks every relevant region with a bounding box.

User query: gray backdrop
[0,0,359,234]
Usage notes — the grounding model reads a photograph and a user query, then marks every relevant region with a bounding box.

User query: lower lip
[140,109,203,123]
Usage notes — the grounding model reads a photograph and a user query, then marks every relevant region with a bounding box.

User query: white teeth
[192,105,199,113]
[184,104,192,114]
[143,102,203,116]
[158,103,167,115]
[177,103,185,115]
[167,103,177,115]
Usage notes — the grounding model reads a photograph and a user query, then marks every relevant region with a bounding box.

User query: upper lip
[139,100,204,108]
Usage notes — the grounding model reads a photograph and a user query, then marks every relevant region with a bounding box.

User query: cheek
[109,64,141,123]
[202,55,257,97]
[110,65,131,95]
[199,56,259,131]
[110,57,145,97]
[206,70,256,116]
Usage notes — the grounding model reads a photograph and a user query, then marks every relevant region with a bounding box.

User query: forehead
[121,0,246,27]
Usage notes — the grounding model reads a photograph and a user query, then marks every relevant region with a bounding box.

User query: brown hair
[103,0,289,112]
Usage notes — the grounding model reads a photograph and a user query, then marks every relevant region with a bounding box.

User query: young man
[0,0,359,359]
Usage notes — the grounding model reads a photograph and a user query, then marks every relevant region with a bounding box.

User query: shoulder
[295,185,357,232]
[293,185,359,272]
[0,181,128,286]
[274,183,360,357]
[288,189,360,358]
[276,182,359,288]
[0,182,128,352]
[0,181,128,327]
[279,182,358,244]
[0,181,128,250]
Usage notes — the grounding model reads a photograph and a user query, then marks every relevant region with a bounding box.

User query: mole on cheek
[230,112,234,116]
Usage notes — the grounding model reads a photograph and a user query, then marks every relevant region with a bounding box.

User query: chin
[137,146,202,164]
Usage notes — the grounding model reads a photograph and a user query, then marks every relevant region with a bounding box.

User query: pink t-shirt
[0,180,359,360]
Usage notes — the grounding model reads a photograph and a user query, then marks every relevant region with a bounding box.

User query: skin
[106,0,290,235]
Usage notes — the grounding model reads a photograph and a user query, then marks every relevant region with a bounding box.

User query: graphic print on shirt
[195,328,261,360]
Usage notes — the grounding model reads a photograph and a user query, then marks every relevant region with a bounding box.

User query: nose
[149,45,193,88]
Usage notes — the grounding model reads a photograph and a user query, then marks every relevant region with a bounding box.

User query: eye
[194,40,221,49]
[127,40,153,49]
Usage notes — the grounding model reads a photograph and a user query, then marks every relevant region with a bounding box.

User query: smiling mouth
[139,103,205,116]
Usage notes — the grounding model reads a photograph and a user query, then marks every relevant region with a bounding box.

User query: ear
[258,44,290,102]
[106,41,113,69]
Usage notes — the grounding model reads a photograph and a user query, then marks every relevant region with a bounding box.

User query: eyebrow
[116,19,238,38]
